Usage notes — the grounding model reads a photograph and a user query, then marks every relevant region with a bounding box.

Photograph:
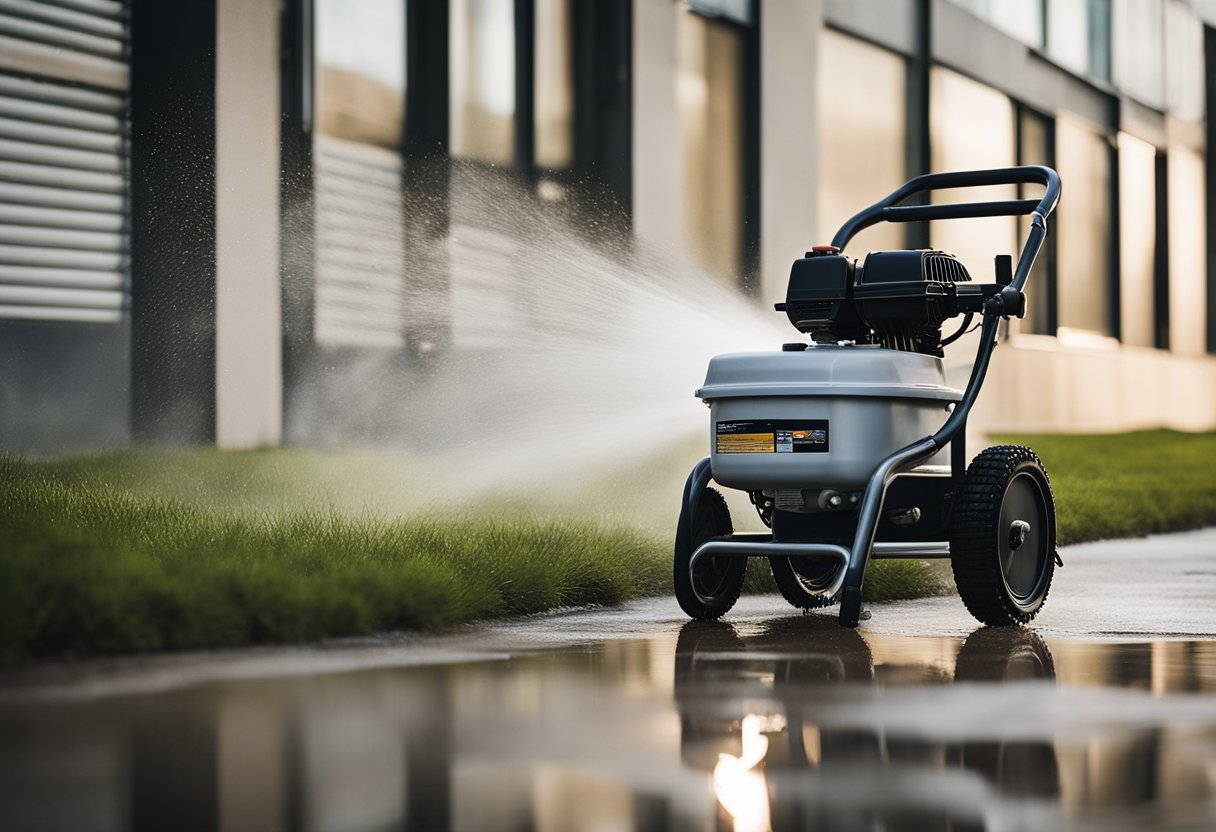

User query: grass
[0,443,947,664]
[0,456,669,664]
[13,427,1204,664]
[995,429,1216,545]
[7,433,1206,666]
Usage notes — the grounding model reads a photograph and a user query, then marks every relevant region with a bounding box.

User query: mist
[285,164,791,499]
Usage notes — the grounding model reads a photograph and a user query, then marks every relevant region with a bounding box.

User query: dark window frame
[1153,149,1171,350]
[1205,23,1216,355]
[1015,102,1059,336]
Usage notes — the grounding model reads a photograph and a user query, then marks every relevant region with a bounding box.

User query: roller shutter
[0,0,128,324]
[313,135,407,348]
[449,221,523,350]
[448,165,524,351]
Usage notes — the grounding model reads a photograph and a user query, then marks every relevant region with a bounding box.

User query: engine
[780,248,978,356]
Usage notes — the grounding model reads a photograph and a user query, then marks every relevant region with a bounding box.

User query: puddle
[2,619,1215,831]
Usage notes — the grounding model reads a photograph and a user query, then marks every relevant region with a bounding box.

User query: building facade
[1,0,1214,452]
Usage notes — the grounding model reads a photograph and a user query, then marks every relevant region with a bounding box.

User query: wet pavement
[2,529,1215,831]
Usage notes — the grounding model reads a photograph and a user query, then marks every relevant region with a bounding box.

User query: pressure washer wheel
[674,487,746,620]
[950,445,1057,626]
[770,556,840,610]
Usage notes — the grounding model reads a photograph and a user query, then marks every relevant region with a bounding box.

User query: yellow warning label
[716,433,775,454]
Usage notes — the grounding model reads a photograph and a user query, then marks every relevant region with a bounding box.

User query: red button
[811,245,841,253]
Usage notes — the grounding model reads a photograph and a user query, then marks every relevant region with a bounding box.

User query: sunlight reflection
[713,713,771,832]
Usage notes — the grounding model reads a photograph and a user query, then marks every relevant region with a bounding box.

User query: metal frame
[1154,150,1171,350]
[279,0,316,418]
[679,165,1061,627]
[1207,23,1216,356]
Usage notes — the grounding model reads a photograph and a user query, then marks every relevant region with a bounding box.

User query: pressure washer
[674,166,1063,628]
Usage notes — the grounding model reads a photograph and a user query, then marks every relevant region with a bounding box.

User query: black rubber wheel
[674,487,745,620]
[953,627,1056,683]
[673,621,747,768]
[770,556,840,610]
[953,628,1060,799]
[950,445,1057,626]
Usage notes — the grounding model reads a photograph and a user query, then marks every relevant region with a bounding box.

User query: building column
[215,0,283,448]
[631,0,683,251]
[130,0,282,448]
[758,0,822,307]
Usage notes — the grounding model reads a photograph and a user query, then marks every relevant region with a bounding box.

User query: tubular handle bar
[830,166,1061,288]
[826,166,1061,625]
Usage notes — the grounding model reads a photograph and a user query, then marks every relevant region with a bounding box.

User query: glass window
[534,0,573,170]
[1112,0,1164,109]
[1018,107,1053,334]
[988,1,1044,47]
[948,0,1043,48]
[929,68,1017,281]
[1117,132,1158,348]
[450,0,516,165]
[817,30,906,252]
[1165,0,1204,123]
[315,0,405,149]
[678,8,744,281]
[1055,114,1113,336]
[1046,0,1089,76]
[1167,145,1207,356]
[1088,0,1112,81]
[686,0,752,26]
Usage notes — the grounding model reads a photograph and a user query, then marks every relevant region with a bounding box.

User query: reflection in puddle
[1,621,1215,831]
[712,713,771,832]
[676,622,1066,830]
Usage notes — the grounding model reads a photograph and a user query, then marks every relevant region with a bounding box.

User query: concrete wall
[972,335,1216,434]
[214,0,283,449]
[758,0,821,308]
[631,0,683,253]
[0,320,130,455]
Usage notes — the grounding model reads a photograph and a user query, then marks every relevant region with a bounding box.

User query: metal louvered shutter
[449,221,523,350]
[0,0,128,324]
[313,135,406,348]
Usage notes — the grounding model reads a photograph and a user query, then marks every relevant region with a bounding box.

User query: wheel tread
[674,487,745,620]
[950,445,1057,627]
[770,557,839,610]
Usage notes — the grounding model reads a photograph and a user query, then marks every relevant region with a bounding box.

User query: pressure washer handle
[829,165,1061,262]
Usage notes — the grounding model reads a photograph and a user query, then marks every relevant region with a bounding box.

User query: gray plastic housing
[696,345,961,490]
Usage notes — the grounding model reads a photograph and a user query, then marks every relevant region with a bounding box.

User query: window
[1164,0,1204,123]
[315,0,405,148]
[1017,106,1055,334]
[816,30,906,252]
[1043,0,1112,81]
[929,68,1017,282]
[534,0,573,170]
[948,0,1043,48]
[1167,145,1207,356]
[1055,114,1114,336]
[312,0,408,347]
[1113,0,1164,109]
[450,0,515,165]
[677,6,745,281]
[1087,0,1112,82]
[1046,0,1089,76]
[1117,132,1158,348]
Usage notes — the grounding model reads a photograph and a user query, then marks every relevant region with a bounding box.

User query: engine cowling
[782,248,974,356]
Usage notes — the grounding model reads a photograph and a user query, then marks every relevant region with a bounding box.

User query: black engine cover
[783,248,973,355]
[783,252,868,344]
